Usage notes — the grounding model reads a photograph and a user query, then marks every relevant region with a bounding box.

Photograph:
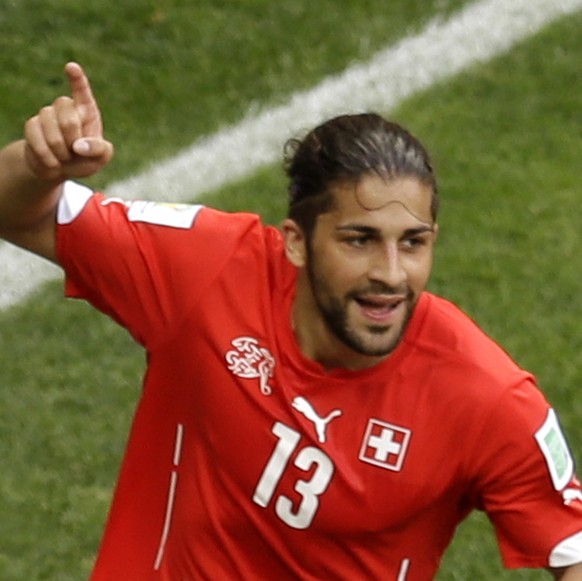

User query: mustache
[347,283,413,300]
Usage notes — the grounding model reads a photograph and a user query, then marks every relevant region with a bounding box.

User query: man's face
[302,175,437,360]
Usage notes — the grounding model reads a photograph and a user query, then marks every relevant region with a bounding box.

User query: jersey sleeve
[55,181,262,348]
[468,378,582,568]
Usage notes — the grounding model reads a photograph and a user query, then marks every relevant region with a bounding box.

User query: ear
[281,219,307,267]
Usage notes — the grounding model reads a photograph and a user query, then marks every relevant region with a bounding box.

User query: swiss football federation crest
[225,337,276,395]
[359,419,411,472]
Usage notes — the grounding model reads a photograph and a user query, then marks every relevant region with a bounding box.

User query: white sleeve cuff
[57,181,94,225]
[549,531,582,567]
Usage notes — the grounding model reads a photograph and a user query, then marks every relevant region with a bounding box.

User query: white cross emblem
[359,419,411,471]
[368,429,402,461]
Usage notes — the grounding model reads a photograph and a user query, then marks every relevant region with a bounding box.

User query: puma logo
[291,396,342,444]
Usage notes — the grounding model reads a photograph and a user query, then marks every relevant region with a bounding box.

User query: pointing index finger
[64,61,96,109]
[63,61,103,138]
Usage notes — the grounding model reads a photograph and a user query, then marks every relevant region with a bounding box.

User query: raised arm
[0,62,114,263]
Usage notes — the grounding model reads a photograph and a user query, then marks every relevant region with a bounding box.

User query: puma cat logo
[292,396,342,444]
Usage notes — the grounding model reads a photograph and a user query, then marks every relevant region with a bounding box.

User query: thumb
[72,137,114,160]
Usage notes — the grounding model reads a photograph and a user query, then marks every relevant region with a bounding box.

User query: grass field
[1,1,582,579]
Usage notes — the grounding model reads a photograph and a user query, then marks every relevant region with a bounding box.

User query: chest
[150,313,471,536]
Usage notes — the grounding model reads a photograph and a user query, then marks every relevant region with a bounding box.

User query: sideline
[1,0,582,310]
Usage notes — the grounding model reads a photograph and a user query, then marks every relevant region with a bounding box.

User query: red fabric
[55,187,582,580]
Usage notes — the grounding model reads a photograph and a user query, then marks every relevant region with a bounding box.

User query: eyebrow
[336,224,435,236]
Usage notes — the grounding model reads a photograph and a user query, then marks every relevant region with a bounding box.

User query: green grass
[0,284,141,580]
[1,0,582,579]
[0,0,468,186]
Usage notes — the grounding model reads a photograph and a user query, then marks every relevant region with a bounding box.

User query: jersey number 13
[252,422,335,529]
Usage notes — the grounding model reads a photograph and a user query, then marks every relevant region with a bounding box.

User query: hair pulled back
[284,113,438,236]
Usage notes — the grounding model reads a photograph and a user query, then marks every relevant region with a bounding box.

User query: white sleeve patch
[127,201,203,229]
[57,181,94,224]
[534,408,574,491]
[549,530,582,568]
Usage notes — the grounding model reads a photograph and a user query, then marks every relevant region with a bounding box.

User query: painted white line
[108,0,582,203]
[0,244,60,310]
[1,0,581,310]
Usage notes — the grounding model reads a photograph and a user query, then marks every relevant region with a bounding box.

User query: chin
[344,329,401,358]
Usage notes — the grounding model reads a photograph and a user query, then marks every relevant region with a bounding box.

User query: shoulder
[57,181,281,251]
[404,292,535,401]
[415,293,526,369]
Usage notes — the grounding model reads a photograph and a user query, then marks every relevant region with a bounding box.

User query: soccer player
[0,62,582,580]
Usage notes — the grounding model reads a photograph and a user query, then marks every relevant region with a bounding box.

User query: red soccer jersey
[56,182,582,580]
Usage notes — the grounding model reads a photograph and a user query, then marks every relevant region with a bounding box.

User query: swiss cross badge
[225,336,276,395]
[359,419,411,472]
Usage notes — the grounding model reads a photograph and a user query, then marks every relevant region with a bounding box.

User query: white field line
[1,0,582,310]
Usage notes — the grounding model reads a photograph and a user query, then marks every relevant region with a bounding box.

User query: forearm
[0,139,62,236]
[0,139,63,261]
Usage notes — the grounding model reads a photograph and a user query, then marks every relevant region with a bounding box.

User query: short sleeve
[469,379,582,568]
[56,181,261,348]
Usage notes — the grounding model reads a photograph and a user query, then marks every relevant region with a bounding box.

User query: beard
[306,257,415,358]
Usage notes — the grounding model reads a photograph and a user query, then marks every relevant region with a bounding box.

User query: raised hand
[23,62,114,182]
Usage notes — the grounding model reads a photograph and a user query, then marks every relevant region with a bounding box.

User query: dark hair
[284,113,438,236]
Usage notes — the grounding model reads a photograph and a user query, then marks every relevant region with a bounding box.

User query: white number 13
[253,422,334,529]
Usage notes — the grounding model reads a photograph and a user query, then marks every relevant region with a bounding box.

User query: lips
[354,294,406,324]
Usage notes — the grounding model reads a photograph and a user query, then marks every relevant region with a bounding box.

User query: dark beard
[306,256,414,357]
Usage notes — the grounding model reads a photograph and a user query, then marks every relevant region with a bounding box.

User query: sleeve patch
[57,181,94,224]
[534,408,574,491]
[127,201,203,229]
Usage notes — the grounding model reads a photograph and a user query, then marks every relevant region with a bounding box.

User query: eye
[344,234,373,248]
[400,235,427,251]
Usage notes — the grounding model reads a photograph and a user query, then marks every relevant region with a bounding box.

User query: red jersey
[56,182,582,580]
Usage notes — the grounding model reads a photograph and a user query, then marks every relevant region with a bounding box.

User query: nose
[367,243,407,289]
